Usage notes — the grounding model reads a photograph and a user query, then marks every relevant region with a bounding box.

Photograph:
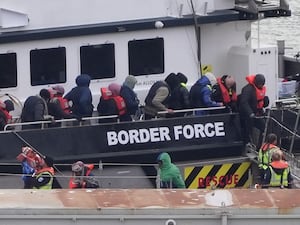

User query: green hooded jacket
[157,152,186,188]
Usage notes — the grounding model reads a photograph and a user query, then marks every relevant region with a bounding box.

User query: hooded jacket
[157,152,186,188]
[189,76,220,112]
[64,74,93,117]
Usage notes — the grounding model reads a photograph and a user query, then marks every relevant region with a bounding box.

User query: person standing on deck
[211,75,238,113]
[0,99,15,130]
[156,152,186,189]
[64,74,94,118]
[258,133,280,183]
[239,74,269,146]
[144,73,176,119]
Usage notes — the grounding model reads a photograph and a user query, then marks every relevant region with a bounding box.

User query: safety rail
[156,106,226,117]
[3,114,120,131]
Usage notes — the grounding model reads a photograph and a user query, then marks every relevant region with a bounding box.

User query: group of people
[258,133,293,188]
[16,146,99,189]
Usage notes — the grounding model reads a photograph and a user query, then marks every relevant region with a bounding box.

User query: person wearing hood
[64,74,94,118]
[21,89,53,129]
[157,152,186,188]
[0,99,14,130]
[263,149,292,189]
[119,75,140,121]
[239,74,269,145]
[189,72,223,115]
[97,82,126,123]
[144,73,176,119]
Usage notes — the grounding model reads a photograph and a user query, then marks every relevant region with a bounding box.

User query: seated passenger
[189,72,223,115]
[119,75,140,121]
[97,83,126,123]
[144,73,177,119]
[211,75,238,113]
[0,99,14,131]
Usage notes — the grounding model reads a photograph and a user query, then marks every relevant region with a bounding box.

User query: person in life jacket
[211,75,238,113]
[189,72,223,116]
[0,99,14,131]
[258,133,280,183]
[97,83,126,123]
[263,149,292,189]
[239,74,269,145]
[32,155,55,190]
[51,85,71,114]
[69,161,100,189]
[16,146,46,189]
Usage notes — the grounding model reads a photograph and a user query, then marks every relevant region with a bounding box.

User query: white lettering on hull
[107,122,225,146]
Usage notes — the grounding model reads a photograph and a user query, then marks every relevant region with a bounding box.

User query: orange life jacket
[261,143,277,152]
[100,87,126,115]
[246,75,266,109]
[217,77,237,104]
[69,164,95,189]
[54,96,71,114]
[270,160,289,169]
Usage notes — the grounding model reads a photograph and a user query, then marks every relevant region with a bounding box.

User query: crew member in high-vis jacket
[263,149,292,189]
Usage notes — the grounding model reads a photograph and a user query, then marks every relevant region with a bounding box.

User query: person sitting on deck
[69,161,100,189]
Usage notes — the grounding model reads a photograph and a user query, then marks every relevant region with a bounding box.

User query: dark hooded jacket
[64,74,93,117]
[157,152,186,188]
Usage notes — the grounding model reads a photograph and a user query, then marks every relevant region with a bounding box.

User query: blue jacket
[64,74,93,117]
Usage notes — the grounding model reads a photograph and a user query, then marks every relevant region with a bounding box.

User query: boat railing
[3,106,228,131]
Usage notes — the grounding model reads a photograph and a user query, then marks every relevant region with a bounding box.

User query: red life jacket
[100,88,126,115]
[69,164,94,189]
[261,143,277,152]
[0,107,12,123]
[54,96,71,114]
[246,75,266,109]
[270,160,289,169]
[217,77,237,104]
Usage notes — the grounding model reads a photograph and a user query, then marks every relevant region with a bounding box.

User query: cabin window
[30,47,66,86]
[0,53,17,88]
[80,44,115,79]
[128,38,164,76]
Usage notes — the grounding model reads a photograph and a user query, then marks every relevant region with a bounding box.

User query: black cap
[254,74,265,86]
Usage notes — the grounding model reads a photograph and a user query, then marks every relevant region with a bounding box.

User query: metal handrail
[156,106,226,116]
[3,114,119,131]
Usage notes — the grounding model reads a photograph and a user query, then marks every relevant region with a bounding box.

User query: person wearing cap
[211,75,238,113]
[189,72,223,115]
[262,149,292,189]
[69,161,99,189]
[50,85,71,114]
[144,73,176,119]
[156,152,185,188]
[0,99,15,130]
[239,74,269,145]
[64,74,94,118]
[20,89,54,129]
[119,75,140,121]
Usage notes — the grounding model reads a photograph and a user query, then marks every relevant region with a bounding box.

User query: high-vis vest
[258,144,279,170]
[269,161,289,188]
[33,167,54,189]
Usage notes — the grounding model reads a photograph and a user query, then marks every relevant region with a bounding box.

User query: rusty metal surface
[0,189,299,215]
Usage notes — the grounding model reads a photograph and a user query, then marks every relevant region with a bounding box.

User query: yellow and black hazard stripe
[184,162,252,189]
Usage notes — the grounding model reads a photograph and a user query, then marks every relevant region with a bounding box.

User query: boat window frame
[0,52,17,88]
